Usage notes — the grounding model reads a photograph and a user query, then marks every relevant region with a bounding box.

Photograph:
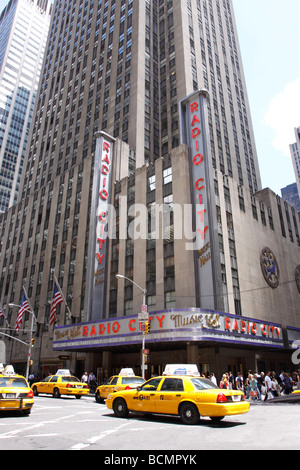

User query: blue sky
[1,0,299,195]
[232,0,300,195]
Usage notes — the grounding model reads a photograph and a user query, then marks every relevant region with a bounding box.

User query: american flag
[49,281,63,326]
[15,290,30,331]
[0,304,3,318]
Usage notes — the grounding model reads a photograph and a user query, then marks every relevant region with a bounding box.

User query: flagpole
[22,286,36,381]
[22,285,36,319]
[54,275,72,321]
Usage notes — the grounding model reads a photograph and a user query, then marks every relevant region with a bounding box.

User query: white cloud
[263,77,300,157]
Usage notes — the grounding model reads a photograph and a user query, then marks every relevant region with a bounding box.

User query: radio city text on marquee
[54,311,281,342]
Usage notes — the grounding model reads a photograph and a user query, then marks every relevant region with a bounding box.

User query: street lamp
[115,274,147,379]
[8,303,36,381]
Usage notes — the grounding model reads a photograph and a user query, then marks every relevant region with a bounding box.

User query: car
[31,369,89,399]
[0,365,34,416]
[95,368,145,403]
[106,364,250,425]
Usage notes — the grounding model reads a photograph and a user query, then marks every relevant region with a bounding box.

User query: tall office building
[290,127,300,203]
[21,0,261,196]
[1,0,299,378]
[0,0,52,212]
[281,183,300,213]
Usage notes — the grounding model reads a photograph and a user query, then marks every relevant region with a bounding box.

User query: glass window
[191,378,219,390]
[121,377,145,385]
[160,378,184,391]
[163,167,172,184]
[140,378,162,391]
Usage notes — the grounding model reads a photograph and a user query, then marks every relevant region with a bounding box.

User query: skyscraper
[21,0,260,196]
[290,126,300,204]
[1,0,299,378]
[0,0,52,212]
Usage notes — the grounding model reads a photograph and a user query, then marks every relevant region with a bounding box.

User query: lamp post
[8,303,35,381]
[115,274,147,379]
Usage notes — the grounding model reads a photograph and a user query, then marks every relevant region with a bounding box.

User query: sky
[0,0,299,196]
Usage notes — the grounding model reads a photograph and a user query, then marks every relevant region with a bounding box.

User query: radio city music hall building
[0,0,299,379]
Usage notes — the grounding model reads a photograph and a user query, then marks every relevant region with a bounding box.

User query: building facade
[0,0,52,213]
[0,0,299,381]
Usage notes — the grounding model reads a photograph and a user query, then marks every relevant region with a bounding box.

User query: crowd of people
[208,369,300,401]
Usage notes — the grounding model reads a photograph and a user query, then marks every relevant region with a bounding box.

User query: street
[0,396,300,459]
[0,394,299,452]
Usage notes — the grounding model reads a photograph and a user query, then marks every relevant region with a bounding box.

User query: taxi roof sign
[163,364,200,376]
[119,368,135,376]
[56,369,71,376]
[3,365,15,376]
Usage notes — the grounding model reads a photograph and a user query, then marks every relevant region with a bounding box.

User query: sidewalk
[247,391,300,405]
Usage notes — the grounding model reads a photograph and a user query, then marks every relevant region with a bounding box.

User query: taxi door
[154,377,185,415]
[48,375,59,394]
[102,376,119,399]
[38,376,52,394]
[129,377,162,413]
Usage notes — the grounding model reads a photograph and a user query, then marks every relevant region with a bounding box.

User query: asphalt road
[0,394,299,452]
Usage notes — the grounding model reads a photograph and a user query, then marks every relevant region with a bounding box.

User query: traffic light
[30,338,35,348]
[145,321,150,334]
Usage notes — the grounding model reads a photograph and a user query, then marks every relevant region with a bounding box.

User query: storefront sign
[85,132,115,321]
[53,309,284,350]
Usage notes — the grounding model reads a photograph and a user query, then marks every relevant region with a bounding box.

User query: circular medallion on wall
[260,247,279,288]
[295,265,300,294]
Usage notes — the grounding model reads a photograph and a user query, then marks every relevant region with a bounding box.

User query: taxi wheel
[113,398,129,418]
[53,388,61,398]
[95,390,104,403]
[179,402,200,425]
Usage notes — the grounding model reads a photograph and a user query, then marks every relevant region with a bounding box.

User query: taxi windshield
[191,378,219,390]
[0,377,28,388]
[60,376,80,382]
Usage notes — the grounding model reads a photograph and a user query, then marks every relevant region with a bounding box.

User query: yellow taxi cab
[95,368,145,403]
[0,364,34,416]
[106,364,250,425]
[31,369,89,399]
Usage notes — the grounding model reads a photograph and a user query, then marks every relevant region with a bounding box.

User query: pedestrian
[209,373,217,386]
[81,371,88,383]
[250,374,261,400]
[219,374,228,389]
[282,373,292,395]
[297,369,300,390]
[264,371,272,401]
[270,376,280,397]
[235,372,244,392]
[228,371,234,390]
[245,374,251,399]
[88,371,96,392]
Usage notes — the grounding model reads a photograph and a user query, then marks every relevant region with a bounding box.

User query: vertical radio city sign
[86,132,115,321]
[179,90,224,311]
